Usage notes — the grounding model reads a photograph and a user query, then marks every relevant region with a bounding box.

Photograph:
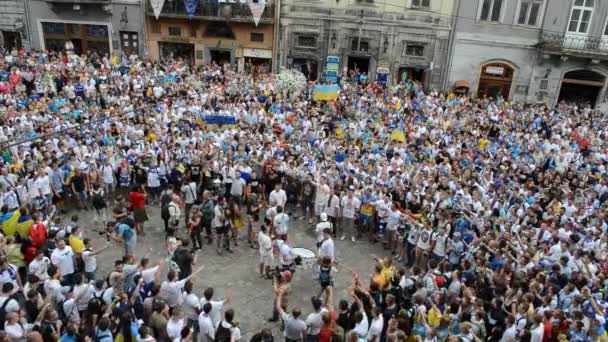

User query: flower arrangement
[274,68,307,99]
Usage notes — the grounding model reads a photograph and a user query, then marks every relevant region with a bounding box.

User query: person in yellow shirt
[371,263,388,290]
[69,226,85,254]
[479,137,490,150]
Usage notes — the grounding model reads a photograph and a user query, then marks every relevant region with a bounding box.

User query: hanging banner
[249,2,266,27]
[150,0,165,19]
[184,0,199,19]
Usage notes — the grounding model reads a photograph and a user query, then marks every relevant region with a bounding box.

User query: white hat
[320,213,328,222]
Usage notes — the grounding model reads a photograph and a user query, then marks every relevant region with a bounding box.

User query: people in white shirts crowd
[0,45,608,342]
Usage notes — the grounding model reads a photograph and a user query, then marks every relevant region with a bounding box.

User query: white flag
[150,0,165,20]
[249,2,266,27]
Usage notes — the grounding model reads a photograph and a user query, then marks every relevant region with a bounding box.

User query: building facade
[145,0,275,69]
[0,0,30,50]
[448,0,608,107]
[278,0,454,88]
[26,0,144,56]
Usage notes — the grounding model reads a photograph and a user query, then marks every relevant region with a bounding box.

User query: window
[42,22,66,35]
[168,26,181,36]
[297,35,317,47]
[568,0,594,34]
[540,79,548,90]
[479,0,504,22]
[120,31,138,53]
[87,25,108,37]
[404,44,425,56]
[517,0,544,26]
[250,32,264,42]
[350,39,369,51]
[204,22,235,39]
[412,0,430,8]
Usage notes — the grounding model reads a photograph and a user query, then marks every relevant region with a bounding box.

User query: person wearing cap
[318,228,335,267]
[315,213,332,248]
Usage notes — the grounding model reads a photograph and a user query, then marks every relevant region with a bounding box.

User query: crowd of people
[0,45,607,342]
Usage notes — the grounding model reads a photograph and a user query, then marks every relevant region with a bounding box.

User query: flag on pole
[249,2,266,27]
[184,0,200,19]
[150,0,165,19]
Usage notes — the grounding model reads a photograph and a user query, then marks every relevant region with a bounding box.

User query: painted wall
[27,0,144,54]
[145,18,274,64]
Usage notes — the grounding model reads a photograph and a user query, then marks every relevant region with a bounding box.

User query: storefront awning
[454,80,470,88]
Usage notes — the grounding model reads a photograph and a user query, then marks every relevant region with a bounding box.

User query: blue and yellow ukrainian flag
[313,84,339,101]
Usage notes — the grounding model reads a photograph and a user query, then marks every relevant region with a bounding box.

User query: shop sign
[376,67,389,86]
[485,66,504,75]
[243,48,272,59]
[326,55,339,83]
[161,36,190,43]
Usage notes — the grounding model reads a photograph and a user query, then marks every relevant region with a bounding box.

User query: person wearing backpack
[0,282,20,329]
[160,187,173,234]
[318,257,334,298]
[215,309,241,342]
[111,223,137,256]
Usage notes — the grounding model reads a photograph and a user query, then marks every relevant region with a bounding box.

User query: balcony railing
[45,0,110,3]
[148,0,275,23]
[540,31,608,57]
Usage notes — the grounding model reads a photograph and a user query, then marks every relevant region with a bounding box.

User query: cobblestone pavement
[80,203,387,339]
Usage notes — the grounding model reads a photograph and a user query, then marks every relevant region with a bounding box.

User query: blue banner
[184,0,200,19]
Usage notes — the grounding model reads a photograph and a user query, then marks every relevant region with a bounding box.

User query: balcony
[147,0,275,24]
[540,31,608,59]
[44,0,110,3]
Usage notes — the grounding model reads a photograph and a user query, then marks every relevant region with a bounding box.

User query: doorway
[209,49,232,66]
[292,58,318,81]
[159,42,195,64]
[558,69,605,107]
[398,67,426,85]
[347,56,370,76]
[477,62,515,100]
[2,31,22,51]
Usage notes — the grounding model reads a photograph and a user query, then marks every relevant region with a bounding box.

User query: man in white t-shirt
[258,225,273,278]
[183,281,200,330]
[160,267,204,308]
[318,228,335,263]
[50,239,75,286]
[200,287,232,328]
[198,303,215,342]
[273,206,290,240]
[230,171,246,203]
[181,179,198,226]
[0,283,20,315]
[101,160,115,198]
[340,187,361,242]
[269,183,287,208]
[315,213,332,246]
[82,239,110,282]
[28,250,51,281]
[367,310,384,342]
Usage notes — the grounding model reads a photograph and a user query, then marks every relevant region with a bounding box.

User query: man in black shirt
[71,170,87,210]
[173,240,194,280]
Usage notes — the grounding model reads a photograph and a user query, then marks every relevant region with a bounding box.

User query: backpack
[92,191,105,209]
[319,267,332,288]
[161,202,170,220]
[215,322,232,342]
[56,299,72,323]
[0,296,16,328]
